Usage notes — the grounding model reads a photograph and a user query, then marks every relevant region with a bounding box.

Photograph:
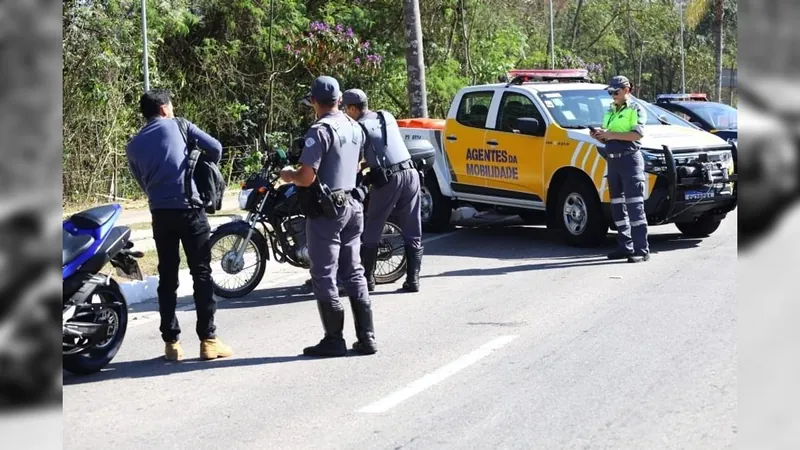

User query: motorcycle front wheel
[209,227,268,298]
[374,221,407,285]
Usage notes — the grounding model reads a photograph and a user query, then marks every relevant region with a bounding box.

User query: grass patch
[137,248,189,277]
[122,208,244,231]
[129,222,153,231]
[102,247,189,280]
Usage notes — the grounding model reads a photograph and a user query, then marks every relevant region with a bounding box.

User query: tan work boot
[165,341,184,361]
[200,337,233,360]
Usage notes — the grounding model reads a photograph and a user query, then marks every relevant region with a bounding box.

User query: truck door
[443,90,494,191]
[482,91,547,200]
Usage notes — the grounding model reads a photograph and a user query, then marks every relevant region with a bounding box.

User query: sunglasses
[607,89,623,96]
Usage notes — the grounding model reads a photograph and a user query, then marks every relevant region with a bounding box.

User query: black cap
[607,75,631,91]
[300,76,341,106]
[342,88,368,106]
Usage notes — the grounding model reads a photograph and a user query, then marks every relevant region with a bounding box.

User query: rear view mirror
[514,117,541,136]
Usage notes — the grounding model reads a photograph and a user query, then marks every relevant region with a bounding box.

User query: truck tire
[675,217,722,238]
[554,174,608,247]
[421,175,453,233]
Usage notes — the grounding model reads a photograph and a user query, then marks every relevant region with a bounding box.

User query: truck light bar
[656,93,708,102]
[505,68,591,85]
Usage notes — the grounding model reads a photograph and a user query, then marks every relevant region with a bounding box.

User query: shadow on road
[424,225,703,260]
[422,227,704,278]
[62,354,311,385]
[217,285,315,310]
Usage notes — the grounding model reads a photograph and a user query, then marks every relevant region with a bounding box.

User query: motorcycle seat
[71,204,118,230]
[62,229,95,266]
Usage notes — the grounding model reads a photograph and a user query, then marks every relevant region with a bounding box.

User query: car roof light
[504,68,591,85]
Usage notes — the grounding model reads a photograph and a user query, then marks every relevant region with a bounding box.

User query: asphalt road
[63,214,737,450]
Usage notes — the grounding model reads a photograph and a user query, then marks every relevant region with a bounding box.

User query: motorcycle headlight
[238,189,253,210]
[641,150,667,174]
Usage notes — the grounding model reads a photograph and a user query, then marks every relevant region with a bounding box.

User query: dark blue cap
[301,76,341,106]
[607,75,631,90]
[342,88,368,105]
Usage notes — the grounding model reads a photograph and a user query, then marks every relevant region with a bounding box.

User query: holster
[299,178,349,219]
[369,167,390,188]
[368,159,414,189]
[297,186,324,218]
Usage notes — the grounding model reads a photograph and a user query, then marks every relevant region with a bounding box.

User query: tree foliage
[62,0,737,206]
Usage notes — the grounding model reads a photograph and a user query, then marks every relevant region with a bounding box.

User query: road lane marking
[356,335,519,414]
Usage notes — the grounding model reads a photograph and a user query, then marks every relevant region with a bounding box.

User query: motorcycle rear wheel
[63,280,129,375]
[374,221,407,285]
[209,227,268,298]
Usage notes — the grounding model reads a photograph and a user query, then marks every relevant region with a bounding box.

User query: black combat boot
[349,296,377,355]
[360,245,378,292]
[401,245,424,293]
[303,301,347,357]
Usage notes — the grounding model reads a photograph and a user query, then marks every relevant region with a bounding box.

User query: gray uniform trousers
[306,197,370,309]
[606,151,650,254]
[362,168,422,249]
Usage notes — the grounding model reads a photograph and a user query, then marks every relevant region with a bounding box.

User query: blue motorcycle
[62,203,143,375]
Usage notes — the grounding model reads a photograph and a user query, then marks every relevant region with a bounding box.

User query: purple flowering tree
[559,54,604,81]
[284,21,383,85]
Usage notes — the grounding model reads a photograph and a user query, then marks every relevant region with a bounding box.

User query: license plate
[684,190,715,201]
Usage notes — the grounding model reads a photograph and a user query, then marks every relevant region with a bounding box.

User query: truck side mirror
[514,117,542,136]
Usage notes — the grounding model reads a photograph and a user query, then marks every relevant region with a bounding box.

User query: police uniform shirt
[602,99,647,154]
[299,110,363,191]
[358,110,411,169]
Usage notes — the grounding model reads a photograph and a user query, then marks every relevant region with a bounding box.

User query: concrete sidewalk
[119,191,243,252]
[117,190,242,227]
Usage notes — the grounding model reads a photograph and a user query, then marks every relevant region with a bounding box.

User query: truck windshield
[679,102,738,130]
[536,89,661,128]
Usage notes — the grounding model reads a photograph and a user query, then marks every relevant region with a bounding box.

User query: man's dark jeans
[151,208,216,342]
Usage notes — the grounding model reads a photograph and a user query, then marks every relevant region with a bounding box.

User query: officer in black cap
[341,88,424,293]
[591,75,651,263]
[280,76,377,357]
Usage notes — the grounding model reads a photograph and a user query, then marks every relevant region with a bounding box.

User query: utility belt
[603,145,639,159]
[297,179,353,219]
[369,159,415,188]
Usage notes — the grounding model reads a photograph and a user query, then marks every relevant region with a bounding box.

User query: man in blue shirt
[126,88,232,361]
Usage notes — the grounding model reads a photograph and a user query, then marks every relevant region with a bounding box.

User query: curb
[118,206,509,306]
[120,269,197,306]
[121,215,245,305]
[129,214,245,252]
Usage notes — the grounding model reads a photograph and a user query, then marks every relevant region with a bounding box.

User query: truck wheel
[675,217,722,238]
[555,174,607,247]
[421,175,453,233]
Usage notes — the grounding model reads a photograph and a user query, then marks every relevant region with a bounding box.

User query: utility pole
[549,0,555,69]
[679,0,686,94]
[141,0,150,92]
[403,0,428,118]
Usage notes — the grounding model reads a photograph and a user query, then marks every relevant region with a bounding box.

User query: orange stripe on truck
[396,118,446,130]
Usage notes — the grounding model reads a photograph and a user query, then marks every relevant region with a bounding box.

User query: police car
[397,69,738,247]
[655,93,738,142]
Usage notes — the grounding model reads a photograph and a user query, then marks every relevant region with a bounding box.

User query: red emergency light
[506,68,591,84]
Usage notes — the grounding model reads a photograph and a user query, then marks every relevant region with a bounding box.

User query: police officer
[591,75,651,263]
[341,88,424,293]
[280,76,376,357]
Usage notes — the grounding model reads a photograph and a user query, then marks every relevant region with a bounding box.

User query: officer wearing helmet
[591,75,651,263]
[280,76,377,357]
[341,88,424,293]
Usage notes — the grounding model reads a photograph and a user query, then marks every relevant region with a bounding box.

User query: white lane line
[357,335,519,414]
[420,229,460,245]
